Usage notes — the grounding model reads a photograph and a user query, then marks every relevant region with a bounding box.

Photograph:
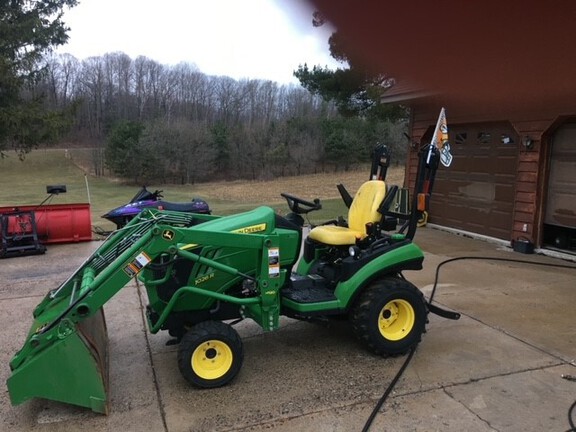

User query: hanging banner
[429,107,453,167]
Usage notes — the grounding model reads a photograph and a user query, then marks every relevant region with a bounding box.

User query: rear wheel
[351,277,427,356]
[177,321,244,388]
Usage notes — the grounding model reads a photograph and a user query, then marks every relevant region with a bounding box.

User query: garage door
[428,122,518,240]
[545,123,576,227]
[543,122,576,251]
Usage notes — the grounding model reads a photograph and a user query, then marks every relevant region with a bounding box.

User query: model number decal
[194,272,215,285]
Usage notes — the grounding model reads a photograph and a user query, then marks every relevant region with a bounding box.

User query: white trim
[426,223,576,262]
[426,223,510,247]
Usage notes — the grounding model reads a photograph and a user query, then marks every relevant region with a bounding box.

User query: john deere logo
[162,230,175,240]
[233,223,266,234]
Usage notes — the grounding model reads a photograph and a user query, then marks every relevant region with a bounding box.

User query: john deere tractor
[7,140,452,414]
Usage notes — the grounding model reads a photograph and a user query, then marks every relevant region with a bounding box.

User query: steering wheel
[281,193,322,215]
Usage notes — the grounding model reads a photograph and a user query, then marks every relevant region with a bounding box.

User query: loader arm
[10,211,201,370]
[7,210,202,413]
[7,207,287,414]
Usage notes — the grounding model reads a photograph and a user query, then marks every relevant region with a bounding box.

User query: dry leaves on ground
[192,166,406,203]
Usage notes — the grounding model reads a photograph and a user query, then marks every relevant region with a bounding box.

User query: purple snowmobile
[102,186,211,229]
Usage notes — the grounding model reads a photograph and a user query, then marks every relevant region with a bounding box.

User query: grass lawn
[0,148,405,233]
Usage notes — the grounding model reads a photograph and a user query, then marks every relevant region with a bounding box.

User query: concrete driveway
[1,227,575,431]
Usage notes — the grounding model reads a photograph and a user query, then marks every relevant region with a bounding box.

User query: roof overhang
[308,1,576,113]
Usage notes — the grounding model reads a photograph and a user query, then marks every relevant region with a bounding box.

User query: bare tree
[78,56,105,138]
[34,50,402,183]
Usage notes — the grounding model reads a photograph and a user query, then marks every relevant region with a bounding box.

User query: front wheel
[350,277,427,356]
[177,321,244,388]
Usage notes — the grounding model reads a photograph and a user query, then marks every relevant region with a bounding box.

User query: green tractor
[7,136,456,414]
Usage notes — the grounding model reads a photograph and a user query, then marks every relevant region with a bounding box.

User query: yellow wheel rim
[378,299,415,341]
[191,340,233,380]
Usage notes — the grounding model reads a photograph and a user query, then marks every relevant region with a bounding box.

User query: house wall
[405,104,571,247]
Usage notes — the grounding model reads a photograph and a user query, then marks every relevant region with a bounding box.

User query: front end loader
[7,111,453,413]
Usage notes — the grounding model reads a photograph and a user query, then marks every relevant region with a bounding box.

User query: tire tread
[350,276,427,356]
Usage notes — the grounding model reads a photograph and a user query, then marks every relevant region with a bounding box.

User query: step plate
[282,275,336,304]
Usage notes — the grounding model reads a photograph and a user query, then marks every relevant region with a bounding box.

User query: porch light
[523,136,534,150]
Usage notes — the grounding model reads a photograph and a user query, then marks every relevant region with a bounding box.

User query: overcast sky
[57,0,342,84]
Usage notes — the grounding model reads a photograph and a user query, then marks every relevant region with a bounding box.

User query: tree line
[37,52,408,183]
[1,1,407,184]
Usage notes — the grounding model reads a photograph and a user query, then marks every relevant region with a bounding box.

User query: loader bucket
[7,307,109,414]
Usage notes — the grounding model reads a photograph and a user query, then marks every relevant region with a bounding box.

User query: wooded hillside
[37,52,407,183]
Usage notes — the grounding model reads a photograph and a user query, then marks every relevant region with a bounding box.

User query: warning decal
[268,247,280,278]
[134,252,151,269]
[123,251,152,277]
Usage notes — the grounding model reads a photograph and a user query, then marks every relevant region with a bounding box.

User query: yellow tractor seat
[308,180,387,246]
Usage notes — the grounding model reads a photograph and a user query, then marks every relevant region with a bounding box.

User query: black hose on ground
[363,255,576,432]
[361,345,416,432]
[567,400,576,432]
[428,256,576,305]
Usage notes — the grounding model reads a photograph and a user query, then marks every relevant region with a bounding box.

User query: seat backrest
[348,180,387,233]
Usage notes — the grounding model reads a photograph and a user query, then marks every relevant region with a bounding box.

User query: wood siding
[406,107,570,247]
